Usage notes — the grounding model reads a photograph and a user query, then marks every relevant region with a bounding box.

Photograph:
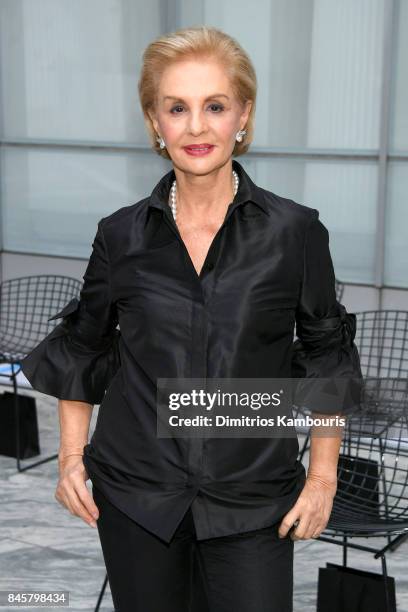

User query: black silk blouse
[21,159,362,543]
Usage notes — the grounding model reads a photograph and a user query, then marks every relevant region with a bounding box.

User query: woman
[21,26,362,612]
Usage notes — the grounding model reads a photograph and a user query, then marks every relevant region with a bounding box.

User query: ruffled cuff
[291,304,363,415]
[20,298,121,404]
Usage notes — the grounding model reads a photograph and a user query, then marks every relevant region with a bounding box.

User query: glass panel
[1,146,171,257]
[179,0,385,150]
[240,155,378,284]
[0,0,395,289]
[385,162,408,288]
[389,0,408,151]
[0,0,162,143]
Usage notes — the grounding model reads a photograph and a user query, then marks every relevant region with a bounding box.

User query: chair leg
[298,429,310,462]
[388,531,408,553]
[380,554,393,612]
[12,370,22,472]
[342,535,348,567]
[95,573,109,612]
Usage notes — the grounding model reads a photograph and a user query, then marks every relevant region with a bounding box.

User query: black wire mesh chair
[297,310,408,463]
[314,382,408,612]
[94,574,109,612]
[293,311,408,611]
[0,275,82,472]
[356,310,408,380]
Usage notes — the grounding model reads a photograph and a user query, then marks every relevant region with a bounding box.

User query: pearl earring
[236,129,247,143]
[156,135,166,149]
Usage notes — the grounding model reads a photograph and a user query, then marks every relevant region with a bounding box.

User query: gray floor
[1,387,407,611]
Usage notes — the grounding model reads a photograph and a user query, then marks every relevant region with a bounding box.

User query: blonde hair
[138,25,257,160]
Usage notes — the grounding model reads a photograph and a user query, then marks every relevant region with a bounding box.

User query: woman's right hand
[55,455,99,528]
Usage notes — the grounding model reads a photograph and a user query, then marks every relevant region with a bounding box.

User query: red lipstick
[183,144,215,157]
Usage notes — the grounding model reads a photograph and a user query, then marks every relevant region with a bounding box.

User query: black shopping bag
[0,391,40,459]
[317,562,396,612]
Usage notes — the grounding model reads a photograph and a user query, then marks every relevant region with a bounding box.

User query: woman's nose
[187,111,208,135]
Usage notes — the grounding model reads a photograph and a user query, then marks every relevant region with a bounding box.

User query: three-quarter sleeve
[20,220,121,404]
[291,210,362,414]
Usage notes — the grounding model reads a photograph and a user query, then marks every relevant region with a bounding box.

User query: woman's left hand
[278,475,337,541]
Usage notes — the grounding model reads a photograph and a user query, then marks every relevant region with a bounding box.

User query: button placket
[186,301,209,486]
[161,209,230,492]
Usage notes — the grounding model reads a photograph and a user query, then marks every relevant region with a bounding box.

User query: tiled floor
[1,387,407,611]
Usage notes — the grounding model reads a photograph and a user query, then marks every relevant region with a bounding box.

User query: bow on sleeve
[291,211,363,415]
[48,296,119,352]
[21,221,121,405]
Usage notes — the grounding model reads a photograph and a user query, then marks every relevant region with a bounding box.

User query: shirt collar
[148,159,270,217]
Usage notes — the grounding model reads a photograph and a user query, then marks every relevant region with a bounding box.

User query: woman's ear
[147,108,159,134]
[240,99,252,129]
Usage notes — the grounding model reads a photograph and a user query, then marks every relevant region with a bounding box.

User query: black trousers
[92,485,294,612]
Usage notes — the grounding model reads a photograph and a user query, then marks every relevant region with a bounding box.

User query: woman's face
[148,58,252,173]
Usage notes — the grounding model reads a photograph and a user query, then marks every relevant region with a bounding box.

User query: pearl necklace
[169,170,239,221]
